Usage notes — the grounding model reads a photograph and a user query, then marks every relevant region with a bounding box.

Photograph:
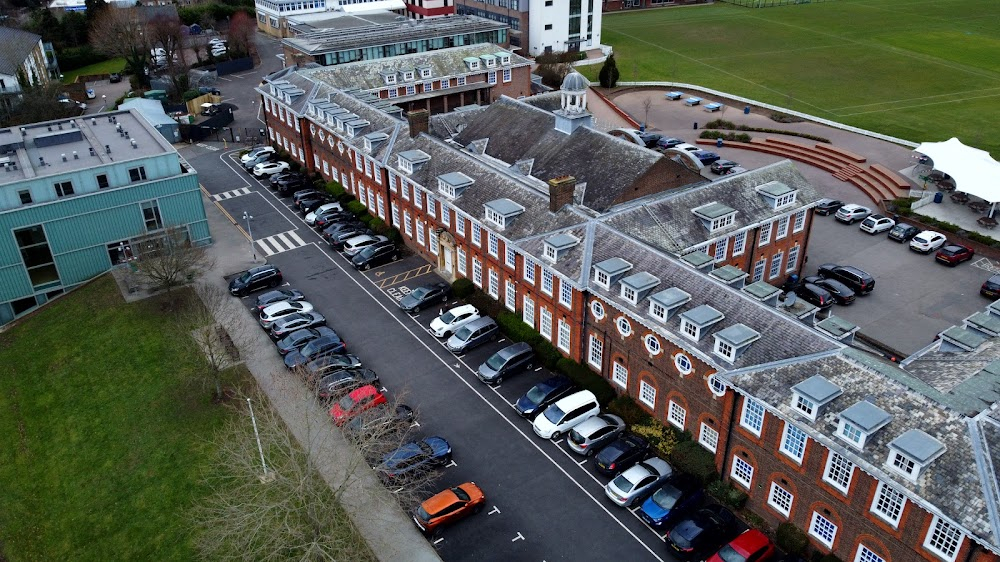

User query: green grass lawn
[0,276,244,560]
[588,0,1000,155]
[61,58,125,84]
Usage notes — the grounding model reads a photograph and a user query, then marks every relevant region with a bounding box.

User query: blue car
[376,437,452,480]
[638,474,703,527]
[692,150,721,165]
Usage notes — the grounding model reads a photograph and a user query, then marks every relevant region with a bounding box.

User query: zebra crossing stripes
[256,230,308,256]
[212,187,252,201]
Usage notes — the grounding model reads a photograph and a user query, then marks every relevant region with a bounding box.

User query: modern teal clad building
[0,109,210,324]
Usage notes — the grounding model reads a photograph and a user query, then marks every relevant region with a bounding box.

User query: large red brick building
[258,67,1000,562]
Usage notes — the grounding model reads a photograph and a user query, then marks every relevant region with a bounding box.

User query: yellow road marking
[376,264,433,289]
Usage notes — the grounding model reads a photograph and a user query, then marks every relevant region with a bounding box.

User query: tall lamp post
[243,211,256,261]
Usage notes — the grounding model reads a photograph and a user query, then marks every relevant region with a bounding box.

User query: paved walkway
[193,190,441,562]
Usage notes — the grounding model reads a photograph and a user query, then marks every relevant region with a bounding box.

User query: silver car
[567,414,626,456]
[604,457,673,507]
[259,300,314,330]
[343,234,389,257]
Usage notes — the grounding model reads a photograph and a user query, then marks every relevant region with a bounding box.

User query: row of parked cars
[624,132,745,174]
[821,199,977,265]
[241,146,291,178]
[407,298,776,558]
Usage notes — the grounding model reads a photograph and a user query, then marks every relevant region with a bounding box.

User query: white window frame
[457,246,467,277]
[523,258,535,284]
[639,380,656,408]
[777,215,790,239]
[441,204,450,226]
[808,511,838,549]
[415,220,425,247]
[759,222,772,246]
[823,452,855,494]
[540,307,552,341]
[523,295,534,327]
[714,237,728,262]
[472,223,482,246]
[699,423,719,453]
[769,251,784,280]
[733,231,747,256]
[779,422,808,464]
[488,231,499,257]
[542,270,553,296]
[588,335,603,368]
[557,319,571,352]
[559,281,573,308]
[403,210,412,236]
[667,401,686,430]
[870,481,907,528]
[731,456,754,489]
[472,258,483,287]
[923,516,963,562]
[391,202,400,227]
[786,245,800,272]
[505,247,516,269]
[612,361,627,388]
[768,482,793,518]
[413,188,423,209]
[456,214,465,237]
[426,194,436,218]
[855,545,887,562]
[488,268,499,298]
[752,258,766,283]
[503,67,511,82]
[505,280,516,311]
[794,210,806,233]
[740,397,765,437]
[429,230,439,255]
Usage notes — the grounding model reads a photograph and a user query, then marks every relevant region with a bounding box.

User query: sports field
[586,0,1000,156]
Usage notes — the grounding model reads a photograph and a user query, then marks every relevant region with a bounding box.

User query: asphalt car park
[806,210,993,355]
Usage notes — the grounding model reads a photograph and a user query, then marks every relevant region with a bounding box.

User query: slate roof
[604,160,823,254]
[516,223,592,286]
[726,348,996,547]
[0,27,41,77]
[587,225,839,371]
[308,44,530,93]
[449,95,703,213]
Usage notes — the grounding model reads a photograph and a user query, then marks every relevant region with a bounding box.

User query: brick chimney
[407,109,430,138]
[548,175,576,212]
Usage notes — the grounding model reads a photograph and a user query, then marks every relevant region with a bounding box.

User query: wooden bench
[869,163,912,191]
[814,143,866,163]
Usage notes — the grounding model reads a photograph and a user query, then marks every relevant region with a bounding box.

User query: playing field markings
[376,264,434,288]
[838,91,1000,117]
[831,86,1000,112]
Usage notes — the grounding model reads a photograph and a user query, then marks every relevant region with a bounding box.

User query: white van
[532,390,599,440]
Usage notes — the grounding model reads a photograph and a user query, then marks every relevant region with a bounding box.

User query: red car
[935,244,974,266]
[707,529,775,562]
[329,385,387,425]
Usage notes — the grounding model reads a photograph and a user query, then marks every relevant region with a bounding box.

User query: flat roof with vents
[889,429,945,463]
[681,304,724,327]
[941,326,987,350]
[966,311,1000,336]
[594,257,632,277]
[840,400,892,432]
[792,374,843,405]
[816,316,859,339]
[621,272,660,293]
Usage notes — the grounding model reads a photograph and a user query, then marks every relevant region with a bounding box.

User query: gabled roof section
[0,27,41,77]
[449,95,702,213]
[604,160,823,255]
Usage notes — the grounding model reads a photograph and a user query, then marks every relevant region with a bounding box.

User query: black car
[982,274,1000,299]
[269,311,327,340]
[638,132,662,148]
[709,160,740,174]
[269,171,303,188]
[595,432,651,475]
[665,505,738,560]
[250,288,305,315]
[692,150,721,165]
[793,282,834,310]
[888,223,920,242]
[814,199,844,216]
[293,189,325,209]
[817,263,875,295]
[352,241,400,270]
[313,210,356,230]
[345,404,415,442]
[327,225,372,248]
[515,375,577,420]
[276,177,311,196]
[228,264,282,297]
[275,326,339,356]
[398,282,451,313]
[317,368,380,401]
[303,354,362,385]
[300,196,337,216]
[802,275,855,305]
[109,72,122,83]
[656,137,685,150]
[284,333,347,369]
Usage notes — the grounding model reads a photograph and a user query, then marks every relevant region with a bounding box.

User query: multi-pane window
[733,231,747,255]
[667,401,686,429]
[403,210,412,236]
[715,340,734,361]
[426,194,436,218]
[786,245,800,272]
[699,423,719,452]
[840,422,863,445]
[809,512,838,548]
[503,68,511,82]
[740,398,765,436]
[456,215,465,236]
[542,270,553,295]
[871,481,906,527]
[588,335,603,368]
[639,380,656,408]
[141,201,162,232]
[855,546,886,562]
[488,232,499,257]
[488,268,499,297]
[823,452,855,494]
[769,252,784,280]
[523,258,535,283]
[472,223,482,246]
[731,456,754,488]
[129,166,147,182]
[429,230,439,255]
[559,281,573,308]
[402,181,410,200]
[15,225,59,290]
[768,482,793,517]
[891,451,917,477]
[682,319,699,340]
[365,158,373,178]
[472,258,482,287]
[505,280,516,310]
[505,247,516,268]
[777,216,790,238]
[557,320,570,352]
[752,258,766,282]
[18,190,32,204]
[794,210,806,232]
[780,423,808,463]
[523,295,535,327]
[714,238,728,262]
[391,202,400,227]
[389,173,397,192]
[441,205,450,226]
[413,188,423,208]
[612,361,627,388]
[54,181,74,197]
[416,220,425,246]
[924,517,963,562]
[622,286,637,303]
[540,308,552,341]
[759,222,772,246]
[795,394,816,417]
[488,71,497,85]
[457,247,467,277]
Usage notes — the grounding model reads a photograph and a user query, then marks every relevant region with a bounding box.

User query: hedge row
[892,197,1000,248]
[702,119,830,143]
[699,130,753,143]
[323,180,402,243]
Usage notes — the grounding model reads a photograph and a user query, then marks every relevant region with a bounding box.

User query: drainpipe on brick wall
[743,227,761,280]
[798,209,815,275]
[718,388,740,483]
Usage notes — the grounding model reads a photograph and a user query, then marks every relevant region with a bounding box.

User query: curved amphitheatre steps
[696,136,913,205]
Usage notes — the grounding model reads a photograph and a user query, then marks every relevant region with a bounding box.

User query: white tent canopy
[915,138,1000,205]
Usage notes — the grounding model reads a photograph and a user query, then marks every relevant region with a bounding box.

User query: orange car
[412,482,486,535]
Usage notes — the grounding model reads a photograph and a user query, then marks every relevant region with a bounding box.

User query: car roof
[345,234,376,245]
[447,304,477,315]
[496,341,532,357]
[555,389,597,410]
[422,487,463,513]
[462,316,496,330]
[349,384,380,399]
[625,457,671,478]
[538,375,573,391]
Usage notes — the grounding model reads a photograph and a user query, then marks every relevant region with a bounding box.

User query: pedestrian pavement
[194,190,442,562]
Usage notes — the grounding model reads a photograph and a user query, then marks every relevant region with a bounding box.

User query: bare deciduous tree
[642,96,653,129]
[90,7,149,80]
[188,283,249,400]
[227,11,256,59]
[134,226,214,294]
[146,13,188,94]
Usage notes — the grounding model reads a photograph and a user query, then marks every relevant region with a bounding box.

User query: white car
[429,304,481,338]
[253,160,290,177]
[604,457,673,507]
[834,204,871,224]
[259,300,314,330]
[859,213,895,234]
[241,146,275,163]
[670,143,701,153]
[910,230,947,254]
[532,390,600,440]
[343,234,388,257]
[305,202,343,225]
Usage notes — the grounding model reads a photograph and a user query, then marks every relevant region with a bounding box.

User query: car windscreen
[453,326,473,341]
[651,485,681,509]
[611,474,634,493]
[717,545,746,562]
[415,505,432,521]
[543,403,566,424]
[525,386,548,405]
[485,352,507,371]
[337,394,356,410]
[914,236,928,244]
[439,310,456,324]
[410,288,429,300]
[238,271,252,283]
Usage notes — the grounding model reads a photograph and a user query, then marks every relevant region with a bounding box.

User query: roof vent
[92,118,97,126]
[47,125,52,132]
[105,144,111,154]
[89,147,96,156]
[790,375,842,421]
[124,131,129,139]
[73,151,78,159]
[38,156,45,166]
[61,154,67,162]
[131,139,137,149]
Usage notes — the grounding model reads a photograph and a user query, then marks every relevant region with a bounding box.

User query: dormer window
[790,375,843,422]
[437,172,474,199]
[484,198,525,230]
[595,270,609,288]
[419,67,431,78]
[544,245,558,261]
[400,159,413,174]
[619,272,660,306]
[541,233,579,263]
[398,150,431,176]
[678,305,724,343]
[836,400,891,450]
[383,73,397,85]
[498,53,511,65]
[712,215,735,230]
[776,192,796,207]
[711,324,761,363]
[402,71,414,81]
[756,181,799,210]
[648,288,691,322]
[464,57,481,71]
[715,339,735,361]
[592,257,632,290]
[693,202,738,233]
[886,429,945,482]
[481,54,497,68]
